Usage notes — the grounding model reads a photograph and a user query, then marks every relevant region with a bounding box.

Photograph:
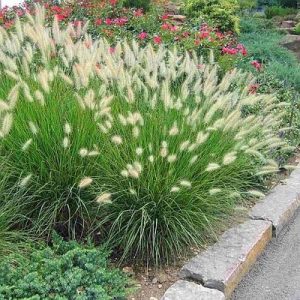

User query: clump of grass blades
[0,6,293,264]
[0,205,33,257]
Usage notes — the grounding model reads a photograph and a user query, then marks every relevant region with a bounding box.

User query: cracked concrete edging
[161,165,300,300]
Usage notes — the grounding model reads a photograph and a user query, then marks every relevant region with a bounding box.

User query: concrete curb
[161,165,300,300]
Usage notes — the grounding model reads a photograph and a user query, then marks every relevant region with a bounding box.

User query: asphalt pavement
[232,209,300,300]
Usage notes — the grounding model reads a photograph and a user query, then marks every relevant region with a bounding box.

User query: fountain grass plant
[0,6,294,264]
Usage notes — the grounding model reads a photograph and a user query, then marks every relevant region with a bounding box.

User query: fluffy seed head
[136,147,143,156]
[64,122,72,135]
[247,190,265,198]
[223,152,237,165]
[19,174,33,187]
[169,123,179,136]
[179,180,192,188]
[62,137,69,148]
[111,135,123,145]
[22,138,33,151]
[206,163,221,172]
[171,186,180,193]
[28,121,38,135]
[79,148,88,157]
[167,154,177,163]
[96,192,112,204]
[78,177,93,188]
[209,188,222,195]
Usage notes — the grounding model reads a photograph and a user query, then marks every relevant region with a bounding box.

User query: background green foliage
[183,0,240,32]
[238,0,258,11]
[279,0,298,8]
[122,0,151,11]
[0,234,131,300]
[257,0,298,7]
[294,22,300,34]
[265,6,298,19]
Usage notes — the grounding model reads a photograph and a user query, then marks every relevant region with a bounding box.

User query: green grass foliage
[0,7,293,264]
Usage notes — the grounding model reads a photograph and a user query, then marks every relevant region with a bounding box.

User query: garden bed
[0,1,299,299]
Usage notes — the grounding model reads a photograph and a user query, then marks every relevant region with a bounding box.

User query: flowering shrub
[183,0,240,32]
[0,6,292,264]
[0,0,246,62]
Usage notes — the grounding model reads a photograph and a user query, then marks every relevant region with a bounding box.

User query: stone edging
[161,165,300,300]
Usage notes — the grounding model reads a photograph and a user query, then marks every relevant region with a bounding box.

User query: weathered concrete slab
[179,220,272,298]
[161,280,225,300]
[250,166,300,236]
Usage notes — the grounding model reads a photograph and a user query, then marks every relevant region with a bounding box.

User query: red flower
[138,32,148,40]
[161,14,169,20]
[199,31,209,39]
[153,36,162,44]
[55,14,67,22]
[249,84,260,94]
[251,60,262,71]
[109,47,116,54]
[109,0,118,6]
[105,18,113,25]
[95,19,102,26]
[237,44,247,56]
[51,5,63,14]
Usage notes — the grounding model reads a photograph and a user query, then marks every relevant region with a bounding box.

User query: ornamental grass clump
[0,6,292,264]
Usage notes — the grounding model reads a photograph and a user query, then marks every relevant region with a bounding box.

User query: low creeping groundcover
[0,6,294,264]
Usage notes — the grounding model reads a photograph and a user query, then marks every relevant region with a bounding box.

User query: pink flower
[134,9,143,17]
[109,47,116,54]
[215,31,224,39]
[4,21,14,29]
[161,14,169,20]
[249,84,260,94]
[251,60,262,71]
[161,23,169,30]
[222,47,238,55]
[73,20,82,27]
[138,32,148,40]
[153,36,162,44]
[16,9,24,17]
[114,17,128,26]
